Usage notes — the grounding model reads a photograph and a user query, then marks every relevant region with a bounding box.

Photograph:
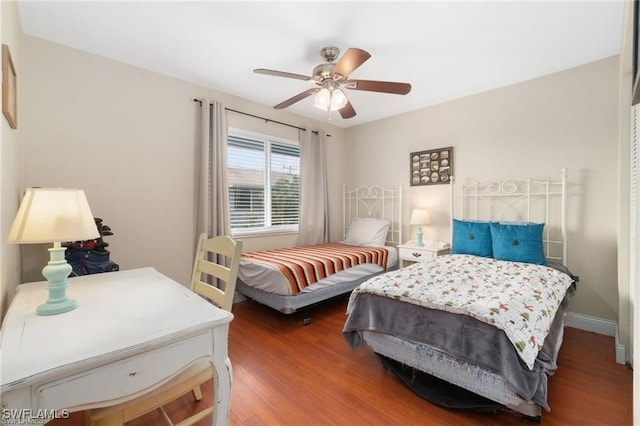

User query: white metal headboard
[343,184,403,246]
[449,169,568,264]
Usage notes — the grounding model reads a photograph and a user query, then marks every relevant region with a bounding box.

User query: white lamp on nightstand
[7,188,99,316]
[410,209,431,247]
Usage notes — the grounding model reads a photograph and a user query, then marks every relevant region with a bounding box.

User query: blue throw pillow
[489,222,547,265]
[451,219,493,257]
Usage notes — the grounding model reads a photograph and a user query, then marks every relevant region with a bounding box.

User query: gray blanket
[343,286,574,411]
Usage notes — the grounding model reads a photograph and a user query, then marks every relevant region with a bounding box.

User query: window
[227,130,300,235]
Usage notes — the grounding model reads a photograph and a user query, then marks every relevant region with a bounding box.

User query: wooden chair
[87,233,243,426]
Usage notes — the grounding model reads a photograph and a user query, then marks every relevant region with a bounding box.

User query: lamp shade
[330,89,348,110]
[7,188,99,244]
[313,88,331,111]
[410,209,431,225]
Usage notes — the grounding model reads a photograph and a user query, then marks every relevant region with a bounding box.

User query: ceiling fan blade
[344,79,412,95]
[254,68,313,81]
[332,48,371,80]
[339,100,356,119]
[274,87,320,109]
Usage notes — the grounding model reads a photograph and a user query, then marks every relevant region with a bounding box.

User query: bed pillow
[489,222,547,265]
[345,218,390,247]
[450,219,493,257]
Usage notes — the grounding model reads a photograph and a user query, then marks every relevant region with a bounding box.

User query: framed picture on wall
[2,44,17,129]
[410,146,453,186]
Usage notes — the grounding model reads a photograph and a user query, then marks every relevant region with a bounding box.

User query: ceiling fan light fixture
[313,87,348,112]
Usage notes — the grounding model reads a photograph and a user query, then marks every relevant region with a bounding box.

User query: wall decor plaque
[2,44,17,129]
[410,147,453,186]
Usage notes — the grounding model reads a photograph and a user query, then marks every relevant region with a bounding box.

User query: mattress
[238,244,398,296]
[236,270,389,315]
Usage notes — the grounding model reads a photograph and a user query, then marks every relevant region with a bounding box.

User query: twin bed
[236,184,402,319]
[237,170,576,420]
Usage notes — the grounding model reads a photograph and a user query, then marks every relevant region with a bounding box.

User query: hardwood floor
[53,295,633,425]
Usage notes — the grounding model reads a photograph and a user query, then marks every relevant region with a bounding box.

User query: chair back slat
[197,260,231,282]
[190,233,243,312]
[193,280,226,307]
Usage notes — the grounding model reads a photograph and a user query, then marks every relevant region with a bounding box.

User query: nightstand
[398,240,450,267]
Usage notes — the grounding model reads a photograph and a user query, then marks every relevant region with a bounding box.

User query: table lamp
[7,188,99,316]
[410,209,431,247]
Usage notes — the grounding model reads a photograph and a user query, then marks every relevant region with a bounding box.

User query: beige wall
[20,36,346,287]
[345,57,620,323]
[1,0,23,323]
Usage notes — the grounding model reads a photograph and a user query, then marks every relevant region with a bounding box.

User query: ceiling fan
[254,46,412,119]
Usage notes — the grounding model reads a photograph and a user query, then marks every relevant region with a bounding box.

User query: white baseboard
[615,334,627,365]
[565,312,616,335]
[565,311,626,365]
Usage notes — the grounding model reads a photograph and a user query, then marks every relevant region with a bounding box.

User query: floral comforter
[347,254,574,369]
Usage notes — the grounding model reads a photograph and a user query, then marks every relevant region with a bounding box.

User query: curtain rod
[193,98,329,136]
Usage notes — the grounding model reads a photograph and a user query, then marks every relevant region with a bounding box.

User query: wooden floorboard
[52,295,633,425]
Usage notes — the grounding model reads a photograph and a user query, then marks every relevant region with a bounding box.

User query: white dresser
[0,268,233,426]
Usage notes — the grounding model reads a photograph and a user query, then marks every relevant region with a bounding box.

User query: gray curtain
[195,99,230,247]
[297,129,329,245]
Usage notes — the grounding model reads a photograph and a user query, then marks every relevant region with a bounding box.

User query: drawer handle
[129,372,137,377]
[411,252,422,258]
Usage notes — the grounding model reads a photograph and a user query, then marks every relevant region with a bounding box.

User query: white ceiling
[18,1,624,128]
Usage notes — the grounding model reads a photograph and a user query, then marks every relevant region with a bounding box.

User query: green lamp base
[36,297,78,316]
[37,242,78,316]
[416,226,425,246]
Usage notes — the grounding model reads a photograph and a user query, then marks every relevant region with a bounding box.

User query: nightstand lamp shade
[7,188,99,316]
[410,209,431,247]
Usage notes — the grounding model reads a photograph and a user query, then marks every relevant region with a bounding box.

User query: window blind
[228,133,300,234]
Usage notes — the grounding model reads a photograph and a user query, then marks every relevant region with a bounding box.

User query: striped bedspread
[241,243,390,295]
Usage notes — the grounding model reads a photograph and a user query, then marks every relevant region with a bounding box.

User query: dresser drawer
[398,247,437,262]
[35,331,214,411]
